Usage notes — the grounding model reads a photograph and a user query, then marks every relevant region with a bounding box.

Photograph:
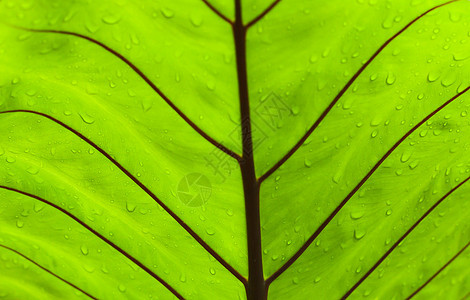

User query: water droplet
[190,14,203,27]
[370,116,381,127]
[16,220,24,228]
[386,209,392,216]
[161,8,175,19]
[291,106,299,115]
[354,229,366,240]
[309,55,318,64]
[79,112,95,124]
[27,167,39,175]
[304,159,312,168]
[453,53,469,61]
[33,203,45,212]
[118,284,126,293]
[101,14,121,24]
[206,81,216,91]
[80,245,89,255]
[386,72,396,85]
[332,172,341,184]
[350,211,364,220]
[371,130,378,138]
[126,201,136,212]
[409,160,419,170]
[441,76,456,87]
[400,151,411,163]
[85,21,99,33]
[419,130,428,137]
[427,71,440,82]
[209,268,216,275]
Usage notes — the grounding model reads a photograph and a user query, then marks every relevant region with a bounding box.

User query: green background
[0,0,469,299]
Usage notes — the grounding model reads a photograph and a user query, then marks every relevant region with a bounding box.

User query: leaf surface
[0,0,469,299]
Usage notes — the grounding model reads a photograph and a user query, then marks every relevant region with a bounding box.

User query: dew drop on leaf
[427,71,440,82]
[126,201,136,212]
[80,245,89,256]
[371,130,378,138]
[350,211,364,220]
[400,151,411,163]
[409,160,419,170]
[33,203,45,213]
[419,130,428,137]
[16,220,24,228]
[304,159,312,168]
[79,112,95,124]
[206,81,216,91]
[190,14,203,27]
[354,229,366,240]
[101,14,121,24]
[385,72,396,85]
[161,8,175,19]
[441,78,455,89]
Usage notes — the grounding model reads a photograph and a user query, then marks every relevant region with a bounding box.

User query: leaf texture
[0,0,469,299]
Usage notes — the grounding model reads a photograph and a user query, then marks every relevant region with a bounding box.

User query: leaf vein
[0,186,184,299]
[258,0,461,183]
[341,176,470,299]
[201,0,233,24]
[406,240,470,299]
[265,84,470,286]
[0,243,97,299]
[0,110,246,285]
[8,25,241,162]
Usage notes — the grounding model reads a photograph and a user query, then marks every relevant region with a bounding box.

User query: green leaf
[0,0,469,299]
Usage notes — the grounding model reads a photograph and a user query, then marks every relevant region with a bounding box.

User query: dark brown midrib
[233,0,265,298]
[341,175,470,299]
[0,244,97,299]
[0,110,246,285]
[0,185,184,299]
[406,240,470,299]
